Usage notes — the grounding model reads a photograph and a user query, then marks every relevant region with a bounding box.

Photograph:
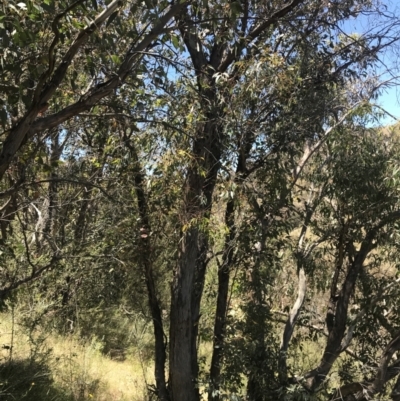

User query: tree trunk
[169,168,220,400]
[332,332,400,401]
[208,148,251,401]
[169,110,222,400]
[305,258,362,389]
[305,235,376,390]
[279,265,306,381]
[128,138,169,401]
[209,195,236,401]
[170,225,201,401]
[246,266,268,401]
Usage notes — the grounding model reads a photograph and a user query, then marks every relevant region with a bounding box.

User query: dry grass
[49,335,154,401]
[0,312,153,401]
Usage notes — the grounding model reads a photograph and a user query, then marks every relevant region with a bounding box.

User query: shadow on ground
[0,358,71,401]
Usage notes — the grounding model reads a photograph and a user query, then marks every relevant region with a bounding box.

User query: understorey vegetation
[1,0,400,400]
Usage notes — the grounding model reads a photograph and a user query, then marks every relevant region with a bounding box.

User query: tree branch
[218,0,306,72]
[0,1,186,180]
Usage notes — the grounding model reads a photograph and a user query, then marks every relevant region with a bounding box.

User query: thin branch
[272,311,362,363]
[218,0,306,72]
[340,278,400,352]
[0,1,187,180]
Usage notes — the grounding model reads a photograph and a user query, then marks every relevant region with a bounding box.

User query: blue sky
[342,1,400,125]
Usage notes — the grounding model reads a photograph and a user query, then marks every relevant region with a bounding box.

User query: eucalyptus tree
[0,0,186,261]
[274,124,400,400]
[2,0,400,401]
[160,2,400,401]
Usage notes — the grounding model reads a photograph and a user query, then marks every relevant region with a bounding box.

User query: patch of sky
[340,1,400,126]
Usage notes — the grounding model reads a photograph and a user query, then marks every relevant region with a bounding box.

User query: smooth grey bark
[169,8,222,401]
[278,172,330,383]
[366,330,400,398]
[34,132,63,249]
[169,226,201,401]
[341,278,400,352]
[279,190,316,380]
[279,265,306,381]
[0,190,18,243]
[73,147,105,247]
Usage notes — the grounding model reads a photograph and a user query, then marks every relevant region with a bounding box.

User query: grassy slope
[0,312,153,401]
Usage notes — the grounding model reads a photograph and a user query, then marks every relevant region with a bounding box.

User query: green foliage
[0,358,70,401]
[2,0,400,400]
